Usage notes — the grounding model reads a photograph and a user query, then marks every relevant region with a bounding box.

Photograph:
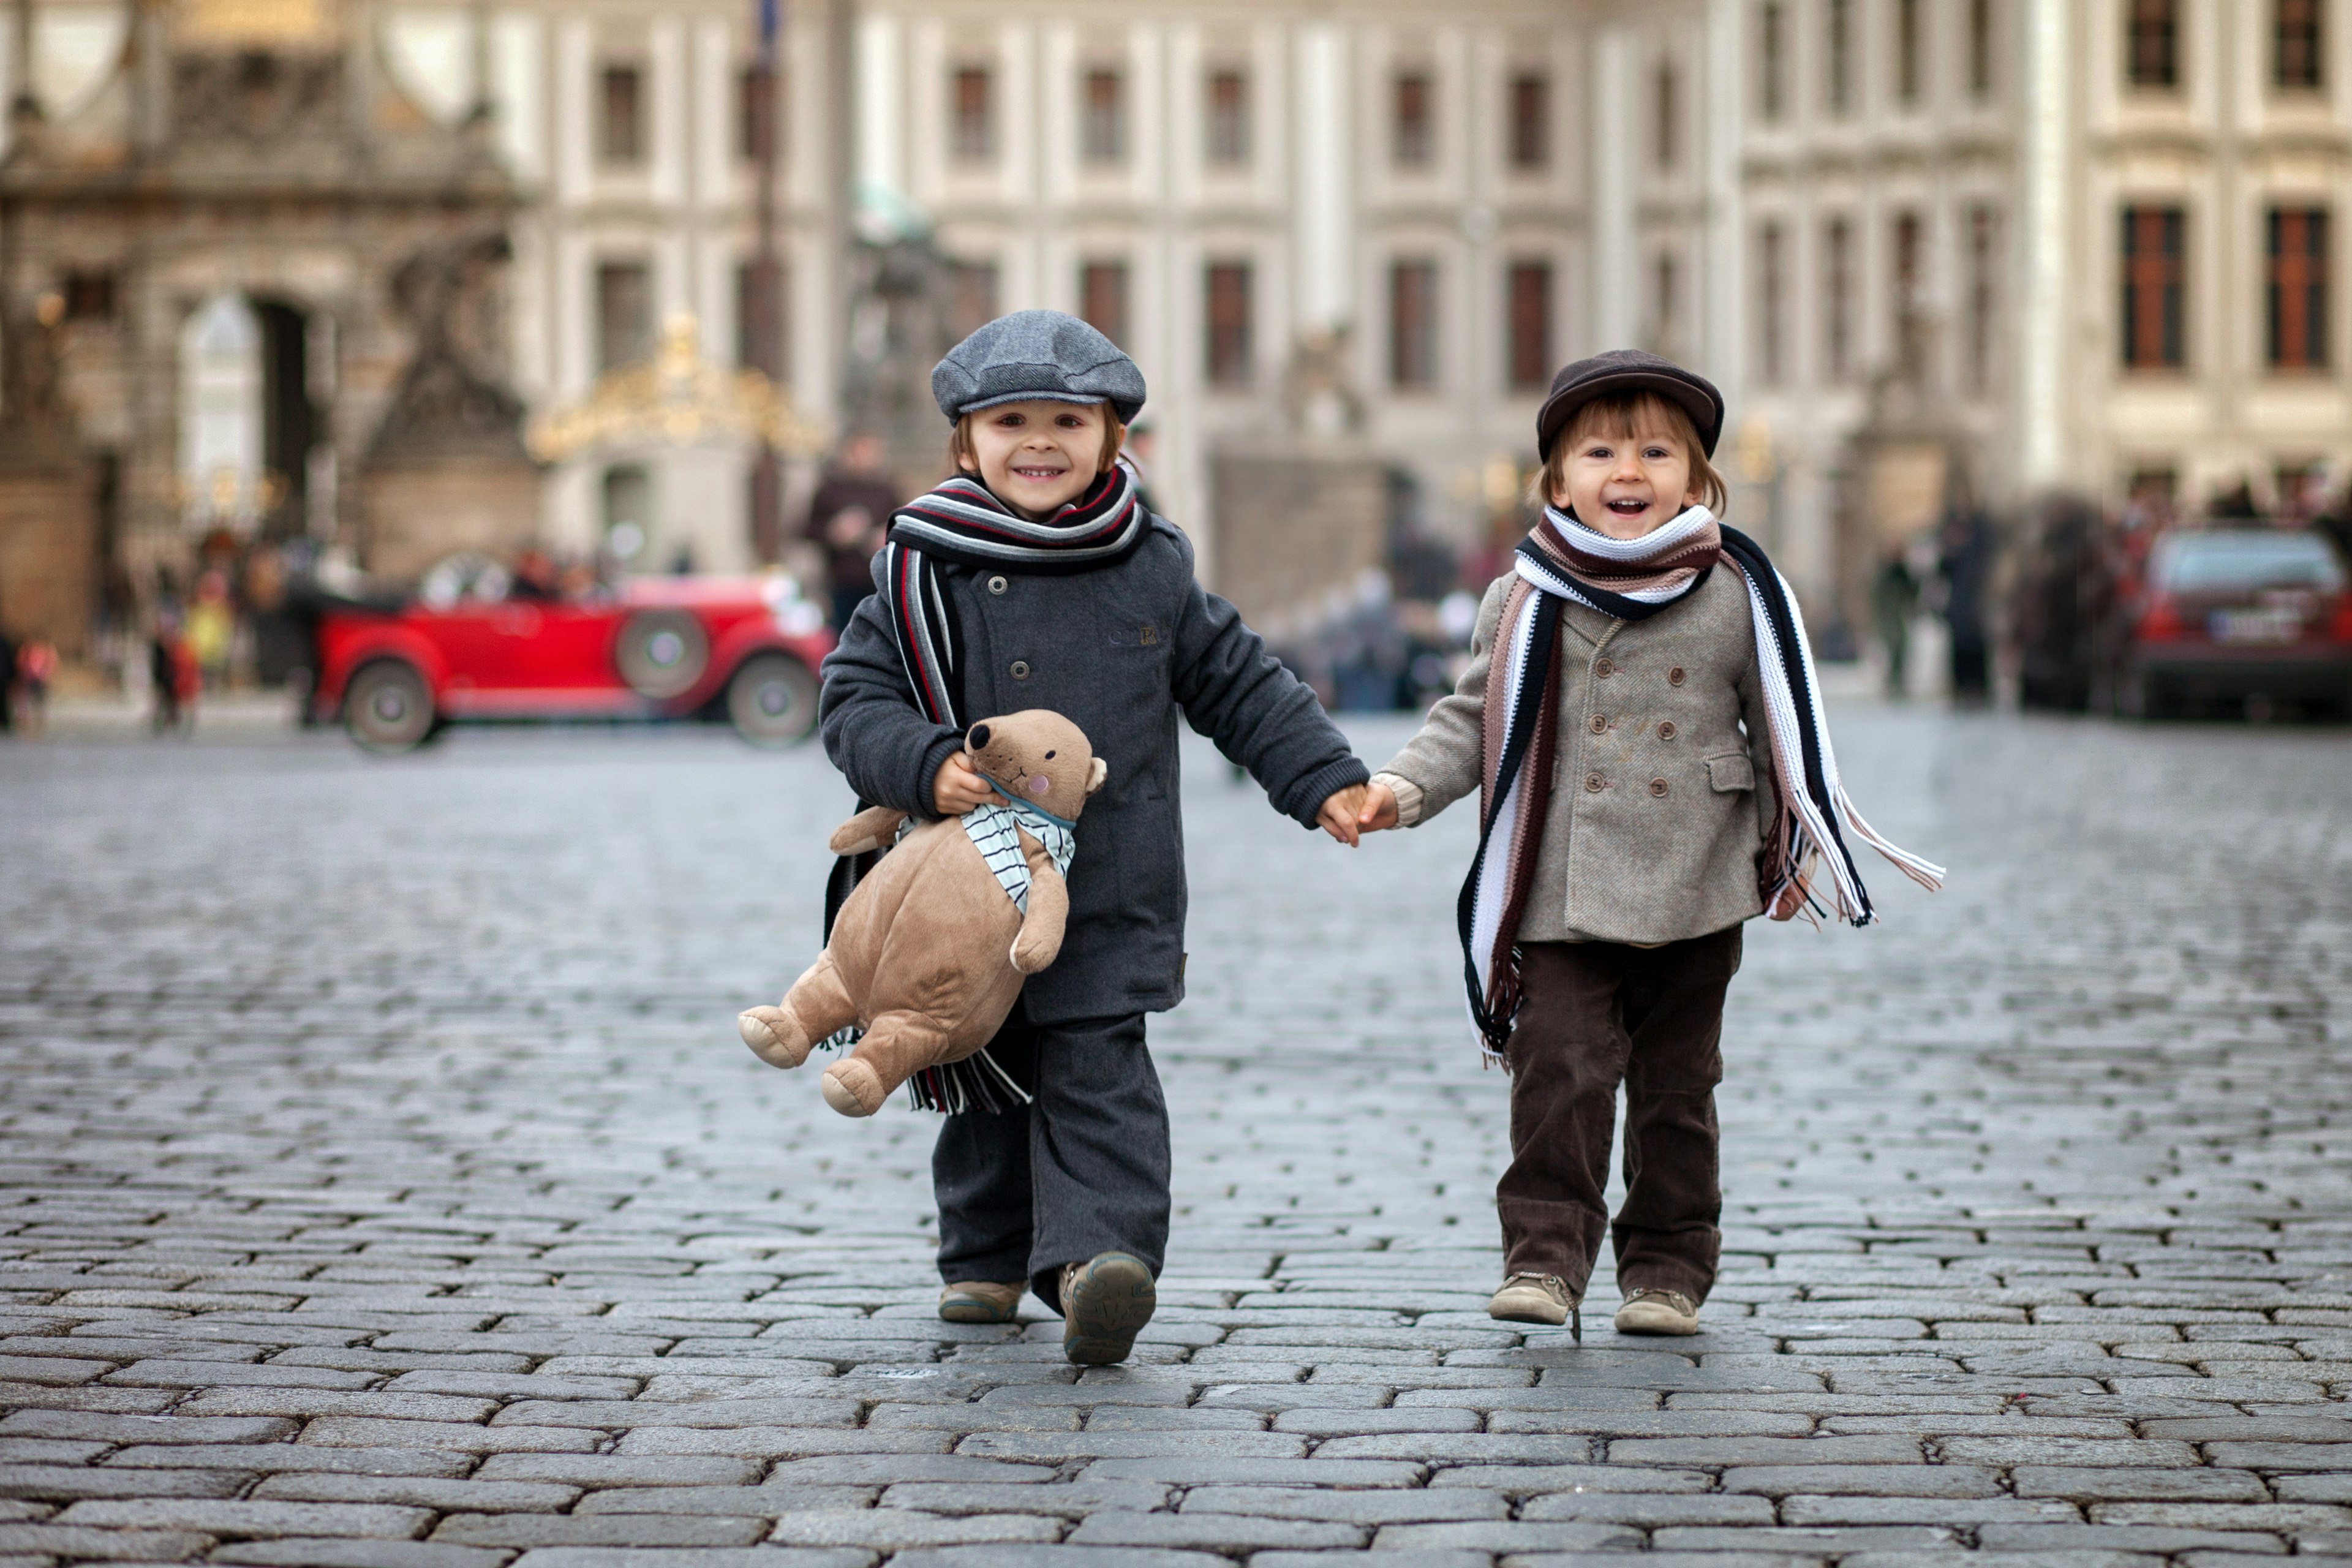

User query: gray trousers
[932,1006,1170,1310]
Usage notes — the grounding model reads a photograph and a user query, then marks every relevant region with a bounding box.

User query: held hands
[932,751,1005,816]
[1317,783,1370,847]
[1357,782,1399,835]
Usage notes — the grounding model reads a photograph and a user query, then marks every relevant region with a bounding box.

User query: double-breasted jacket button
[1588,714,1608,734]
[1658,720,1678,740]
[987,575,1009,595]
[1010,660,1031,680]
[1584,772,1605,793]
[1649,777,1670,797]
[1594,657,1616,677]
[1668,666,1687,686]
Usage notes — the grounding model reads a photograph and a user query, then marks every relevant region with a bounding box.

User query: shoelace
[1623,1286,1695,1311]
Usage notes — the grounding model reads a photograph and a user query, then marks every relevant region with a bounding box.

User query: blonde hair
[948,403,1126,477]
[1533,391,1727,516]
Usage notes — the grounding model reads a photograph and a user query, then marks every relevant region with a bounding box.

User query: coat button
[987,575,1009,595]
[1658,720,1678,740]
[1668,666,1686,686]
[1584,772,1605,793]
[1595,657,1615,677]
[1010,660,1031,680]
[1588,714,1608,734]
[1649,777,1669,797]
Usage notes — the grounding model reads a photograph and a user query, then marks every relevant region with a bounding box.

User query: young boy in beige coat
[1360,350,1940,1338]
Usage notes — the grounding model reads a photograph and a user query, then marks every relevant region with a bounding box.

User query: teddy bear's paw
[1009,935,1060,975]
[738,1008,813,1069]
[821,1059,886,1117]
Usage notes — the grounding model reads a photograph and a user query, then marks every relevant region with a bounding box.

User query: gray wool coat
[1375,567,1780,946]
[820,516,1368,1024]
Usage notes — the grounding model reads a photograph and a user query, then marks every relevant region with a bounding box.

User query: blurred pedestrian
[0,622,15,735]
[1939,508,1993,706]
[1870,547,1920,698]
[185,570,235,690]
[13,636,55,739]
[1357,350,1942,1341]
[151,616,196,736]
[806,432,899,631]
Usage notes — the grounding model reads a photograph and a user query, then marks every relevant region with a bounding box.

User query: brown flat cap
[1537,349,1726,459]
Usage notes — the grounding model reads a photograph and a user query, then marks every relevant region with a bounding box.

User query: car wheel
[727,654,820,746]
[345,662,435,753]
[616,610,712,699]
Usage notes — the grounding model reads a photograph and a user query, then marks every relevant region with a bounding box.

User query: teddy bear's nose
[967,723,991,750]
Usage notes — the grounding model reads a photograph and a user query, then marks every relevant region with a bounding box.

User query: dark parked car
[2111,527,2352,719]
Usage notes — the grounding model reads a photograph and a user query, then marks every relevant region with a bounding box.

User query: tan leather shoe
[1613,1286,1700,1336]
[938,1280,1023,1324]
[1488,1273,1581,1341]
[1059,1251,1155,1365]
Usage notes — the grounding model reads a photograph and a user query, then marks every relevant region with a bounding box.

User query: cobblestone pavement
[2,704,2350,1568]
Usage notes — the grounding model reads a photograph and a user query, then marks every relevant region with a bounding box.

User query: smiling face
[954,399,1121,520]
[1549,395,1708,542]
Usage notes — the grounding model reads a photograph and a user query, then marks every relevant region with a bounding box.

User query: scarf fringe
[903,1047,1033,1115]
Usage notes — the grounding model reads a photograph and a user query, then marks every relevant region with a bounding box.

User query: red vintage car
[315,564,833,752]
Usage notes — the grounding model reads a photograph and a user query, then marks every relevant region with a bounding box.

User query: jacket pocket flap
[1706,752,1755,793]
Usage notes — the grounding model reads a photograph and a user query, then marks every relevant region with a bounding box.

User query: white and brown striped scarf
[1460,504,1944,1060]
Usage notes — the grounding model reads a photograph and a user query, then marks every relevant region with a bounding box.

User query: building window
[2277,0,2324,89]
[1654,58,1679,170]
[62,271,115,322]
[599,65,644,165]
[734,260,790,380]
[602,465,651,552]
[1390,260,1438,388]
[1080,260,1129,349]
[1891,210,1923,344]
[737,65,778,162]
[1896,0,1923,105]
[1758,1,1787,123]
[1823,216,1854,380]
[2127,0,2179,89]
[1082,68,1126,165]
[2120,205,2186,369]
[1969,0,1996,100]
[946,258,998,344]
[1965,204,1999,393]
[952,66,994,162]
[1651,251,1681,359]
[1755,222,1786,386]
[1205,262,1253,387]
[1826,0,1855,116]
[1206,67,1250,165]
[595,261,652,372]
[1507,261,1552,390]
[2269,206,2329,369]
[1392,70,1433,168]
[1510,72,1549,169]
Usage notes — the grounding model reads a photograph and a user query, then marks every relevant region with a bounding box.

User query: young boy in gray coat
[820,311,1371,1365]
[1360,351,1939,1339]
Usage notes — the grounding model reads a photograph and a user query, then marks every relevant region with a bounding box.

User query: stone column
[2016,0,2070,492]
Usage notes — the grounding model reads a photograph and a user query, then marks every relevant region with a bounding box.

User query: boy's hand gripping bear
[737,710,1107,1116]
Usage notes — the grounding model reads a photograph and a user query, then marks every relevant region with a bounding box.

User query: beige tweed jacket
[1374,566,1780,946]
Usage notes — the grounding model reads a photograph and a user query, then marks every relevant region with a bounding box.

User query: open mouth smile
[1606,497,1652,517]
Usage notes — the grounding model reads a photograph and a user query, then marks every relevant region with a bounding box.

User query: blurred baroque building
[8,0,2352,650]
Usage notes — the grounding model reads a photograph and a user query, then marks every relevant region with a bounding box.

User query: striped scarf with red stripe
[880,464,1145,728]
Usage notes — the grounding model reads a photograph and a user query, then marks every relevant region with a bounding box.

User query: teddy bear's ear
[1087,757,1108,796]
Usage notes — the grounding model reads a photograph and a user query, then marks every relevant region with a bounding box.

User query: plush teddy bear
[738,709,1106,1117]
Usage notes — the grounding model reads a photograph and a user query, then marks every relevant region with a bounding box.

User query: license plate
[2209,608,2303,644]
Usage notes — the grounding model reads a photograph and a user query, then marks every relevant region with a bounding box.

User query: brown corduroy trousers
[1498,925,1743,1305]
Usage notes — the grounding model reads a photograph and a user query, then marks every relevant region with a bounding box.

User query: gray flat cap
[932,309,1147,424]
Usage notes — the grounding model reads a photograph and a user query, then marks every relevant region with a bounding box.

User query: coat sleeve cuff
[1284,755,1373,828]
[910,731,966,820]
[1371,771,1425,827]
